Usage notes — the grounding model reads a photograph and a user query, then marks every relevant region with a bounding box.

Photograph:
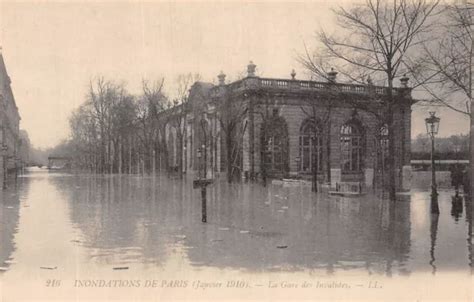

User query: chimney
[218,71,226,85]
[327,68,338,83]
[291,69,296,80]
[247,61,256,77]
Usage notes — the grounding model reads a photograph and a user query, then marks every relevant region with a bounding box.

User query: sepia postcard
[0,0,473,301]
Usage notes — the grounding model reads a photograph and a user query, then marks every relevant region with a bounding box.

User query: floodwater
[0,168,472,301]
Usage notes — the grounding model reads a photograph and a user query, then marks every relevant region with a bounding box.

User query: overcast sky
[0,1,469,149]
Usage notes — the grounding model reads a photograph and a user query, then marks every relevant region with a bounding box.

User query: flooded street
[0,168,473,300]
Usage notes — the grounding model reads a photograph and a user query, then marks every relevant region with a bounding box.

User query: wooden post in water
[152,149,156,176]
[201,186,207,222]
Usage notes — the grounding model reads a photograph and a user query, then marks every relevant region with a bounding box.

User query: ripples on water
[0,168,472,277]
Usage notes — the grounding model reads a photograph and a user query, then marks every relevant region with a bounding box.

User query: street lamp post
[193,147,213,223]
[425,112,440,214]
[197,147,202,178]
[454,144,461,164]
[197,147,206,222]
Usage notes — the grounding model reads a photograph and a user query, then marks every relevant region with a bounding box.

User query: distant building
[411,159,469,172]
[162,62,414,191]
[18,129,30,170]
[0,51,23,185]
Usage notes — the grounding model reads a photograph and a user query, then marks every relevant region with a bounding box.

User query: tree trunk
[326,106,332,185]
[470,99,473,198]
[177,133,183,179]
[152,149,156,175]
[128,136,132,174]
[226,132,233,183]
[387,79,397,201]
[249,98,255,180]
[118,137,122,174]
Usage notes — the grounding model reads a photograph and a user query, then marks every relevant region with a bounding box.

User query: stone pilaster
[471,98,474,196]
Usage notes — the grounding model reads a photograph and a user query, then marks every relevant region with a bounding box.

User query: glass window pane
[303,136,310,146]
[303,148,310,171]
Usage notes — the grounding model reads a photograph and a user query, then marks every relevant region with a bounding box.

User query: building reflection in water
[50,174,193,267]
[464,195,473,272]
[48,175,413,274]
[0,178,29,273]
[45,174,474,275]
[451,195,463,222]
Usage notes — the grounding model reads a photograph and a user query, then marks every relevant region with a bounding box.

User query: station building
[163,62,414,191]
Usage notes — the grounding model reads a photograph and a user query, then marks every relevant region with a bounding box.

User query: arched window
[340,122,363,172]
[299,119,323,173]
[262,116,289,175]
[168,128,176,166]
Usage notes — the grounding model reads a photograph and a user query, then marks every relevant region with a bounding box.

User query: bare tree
[299,96,334,192]
[300,0,439,200]
[69,77,135,174]
[172,73,201,178]
[408,2,473,196]
[410,3,472,116]
[215,88,248,183]
[141,78,168,173]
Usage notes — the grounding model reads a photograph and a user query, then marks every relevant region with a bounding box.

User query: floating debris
[0,267,8,271]
[40,266,57,270]
[277,210,284,213]
[239,230,250,234]
[113,266,129,270]
[6,206,13,209]
[281,206,289,209]
[277,245,288,249]
[218,227,230,231]
[4,260,17,264]
[174,235,186,240]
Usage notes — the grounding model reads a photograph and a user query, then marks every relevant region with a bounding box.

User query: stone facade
[0,52,22,186]
[163,63,414,191]
[471,100,474,196]
[18,130,30,172]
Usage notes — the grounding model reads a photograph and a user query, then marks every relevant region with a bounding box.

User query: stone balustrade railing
[211,77,408,98]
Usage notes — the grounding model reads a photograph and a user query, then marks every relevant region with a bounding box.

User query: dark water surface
[0,168,472,300]
[1,168,472,274]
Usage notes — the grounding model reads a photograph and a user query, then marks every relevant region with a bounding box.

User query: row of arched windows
[295,119,366,173]
[296,119,388,174]
[262,116,389,175]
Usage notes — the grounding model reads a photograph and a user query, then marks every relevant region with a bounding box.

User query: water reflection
[1,171,472,276]
[429,214,439,275]
[451,195,463,222]
[465,196,473,272]
[47,174,415,275]
[0,178,29,273]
